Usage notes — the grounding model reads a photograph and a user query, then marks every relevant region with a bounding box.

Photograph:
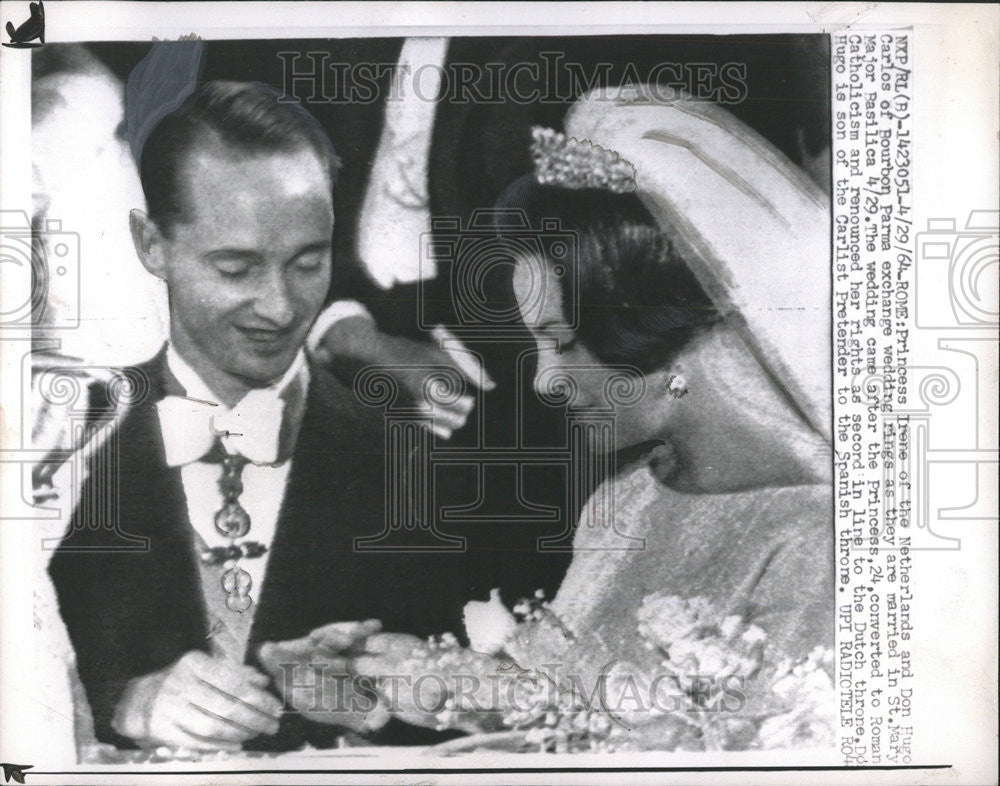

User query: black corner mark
[0,764,33,784]
[3,1,44,48]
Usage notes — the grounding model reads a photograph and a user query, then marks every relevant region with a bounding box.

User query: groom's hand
[257,620,390,734]
[111,651,283,750]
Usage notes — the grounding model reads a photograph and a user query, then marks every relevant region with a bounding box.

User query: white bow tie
[157,390,286,467]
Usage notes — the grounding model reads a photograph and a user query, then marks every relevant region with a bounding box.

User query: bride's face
[513,254,658,453]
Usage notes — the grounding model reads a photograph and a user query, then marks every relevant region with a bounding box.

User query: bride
[260,87,836,752]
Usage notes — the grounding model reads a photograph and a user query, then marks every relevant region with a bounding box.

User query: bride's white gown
[551,460,833,670]
[495,457,835,751]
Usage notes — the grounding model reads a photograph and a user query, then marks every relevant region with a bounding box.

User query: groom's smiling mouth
[236,324,296,348]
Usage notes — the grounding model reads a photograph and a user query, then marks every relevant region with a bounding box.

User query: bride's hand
[349,633,511,733]
[349,633,452,730]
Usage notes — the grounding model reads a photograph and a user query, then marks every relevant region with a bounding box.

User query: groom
[48,81,461,751]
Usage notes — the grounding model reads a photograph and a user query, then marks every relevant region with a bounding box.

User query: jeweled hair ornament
[563,83,831,459]
[531,126,637,194]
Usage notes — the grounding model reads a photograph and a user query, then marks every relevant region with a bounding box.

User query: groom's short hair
[139,80,340,236]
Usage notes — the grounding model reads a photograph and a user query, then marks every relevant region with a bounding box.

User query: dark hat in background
[118,39,205,168]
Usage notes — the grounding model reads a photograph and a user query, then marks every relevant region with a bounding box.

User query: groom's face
[158,143,333,392]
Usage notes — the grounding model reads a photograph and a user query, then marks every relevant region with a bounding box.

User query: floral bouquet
[408,589,837,754]
[80,590,835,761]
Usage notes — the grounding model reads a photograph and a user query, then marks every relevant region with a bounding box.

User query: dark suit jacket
[49,349,465,750]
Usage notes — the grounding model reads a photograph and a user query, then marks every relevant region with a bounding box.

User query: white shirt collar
[158,345,309,466]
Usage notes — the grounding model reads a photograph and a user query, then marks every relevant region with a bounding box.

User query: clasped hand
[261,622,504,736]
[111,650,283,750]
[116,620,510,749]
[257,620,391,734]
[112,621,389,750]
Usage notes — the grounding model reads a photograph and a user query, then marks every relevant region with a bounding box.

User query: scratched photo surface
[26,34,835,763]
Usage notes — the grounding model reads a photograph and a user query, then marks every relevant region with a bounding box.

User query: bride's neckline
[616,444,830,498]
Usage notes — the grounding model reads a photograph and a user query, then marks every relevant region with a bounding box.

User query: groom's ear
[130,209,168,280]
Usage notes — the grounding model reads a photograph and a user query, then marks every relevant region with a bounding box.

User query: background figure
[32,45,168,365]
[30,46,171,494]
[29,45,168,762]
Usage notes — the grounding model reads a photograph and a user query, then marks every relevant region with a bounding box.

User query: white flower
[741,624,767,646]
[719,615,743,639]
[463,588,517,655]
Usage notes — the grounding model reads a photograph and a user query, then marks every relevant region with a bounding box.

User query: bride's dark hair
[497,175,721,374]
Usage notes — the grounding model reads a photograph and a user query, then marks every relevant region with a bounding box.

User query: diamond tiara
[530,126,637,194]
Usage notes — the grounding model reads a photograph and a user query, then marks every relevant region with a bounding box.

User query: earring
[666,374,688,399]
